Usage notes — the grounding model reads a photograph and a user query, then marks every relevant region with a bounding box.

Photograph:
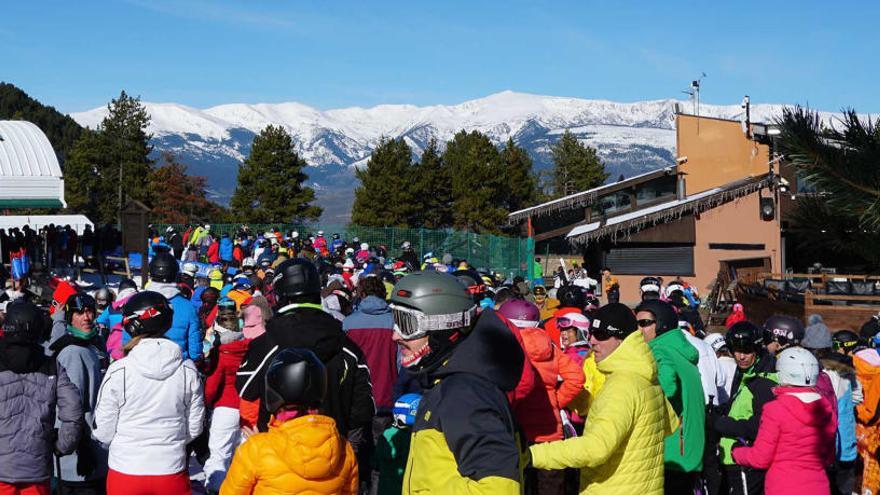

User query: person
[704,332,737,400]
[532,285,559,321]
[533,257,544,286]
[375,393,420,495]
[343,276,398,447]
[101,279,138,362]
[221,348,358,494]
[93,291,205,495]
[763,314,805,356]
[832,329,861,357]
[557,312,591,365]
[219,232,233,264]
[853,334,880,495]
[732,347,837,495]
[710,321,777,495]
[203,311,249,494]
[543,285,585,348]
[235,258,374,436]
[725,303,747,329]
[600,267,617,301]
[530,303,678,494]
[0,300,84,495]
[125,253,202,361]
[498,299,585,495]
[226,277,253,311]
[639,276,663,301]
[635,299,705,492]
[821,340,859,495]
[49,293,109,494]
[390,271,524,494]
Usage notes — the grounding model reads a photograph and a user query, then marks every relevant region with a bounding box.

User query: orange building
[510,111,785,305]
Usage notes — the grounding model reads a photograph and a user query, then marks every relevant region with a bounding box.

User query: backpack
[854,349,880,425]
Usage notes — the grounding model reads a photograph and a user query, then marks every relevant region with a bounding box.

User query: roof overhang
[0,120,66,209]
[566,174,773,245]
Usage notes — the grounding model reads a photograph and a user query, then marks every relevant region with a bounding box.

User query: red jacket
[733,386,837,495]
[205,338,250,409]
[518,328,585,442]
[496,315,542,432]
[207,240,220,263]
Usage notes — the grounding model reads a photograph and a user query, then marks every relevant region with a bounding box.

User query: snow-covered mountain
[70,91,797,221]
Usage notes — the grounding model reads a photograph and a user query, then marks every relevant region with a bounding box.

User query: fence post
[419,228,425,260]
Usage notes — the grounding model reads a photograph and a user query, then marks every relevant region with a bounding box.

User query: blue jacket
[343,296,394,332]
[192,285,207,311]
[96,306,123,332]
[123,283,203,361]
[219,237,234,262]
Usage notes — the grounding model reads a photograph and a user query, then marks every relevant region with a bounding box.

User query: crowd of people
[0,224,880,494]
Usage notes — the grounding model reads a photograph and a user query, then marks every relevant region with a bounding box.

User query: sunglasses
[591,328,617,341]
[637,319,656,328]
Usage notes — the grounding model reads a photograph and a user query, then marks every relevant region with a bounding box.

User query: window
[592,191,632,218]
[604,245,694,276]
[636,175,677,205]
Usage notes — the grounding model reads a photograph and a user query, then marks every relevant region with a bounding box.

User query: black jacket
[235,305,375,433]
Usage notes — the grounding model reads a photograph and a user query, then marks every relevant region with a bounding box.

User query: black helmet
[763,314,805,347]
[149,253,179,283]
[635,299,679,335]
[2,300,46,343]
[263,348,327,414]
[118,278,138,292]
[273,258,321,299]
[64,293,96,324]
[452,269,486,303]
[726,321,763,353]
[557,285,586,310]
[122,291,174,337]
[832,330,861,354]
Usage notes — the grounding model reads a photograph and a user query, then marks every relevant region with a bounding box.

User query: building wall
[677,115,771,195]
[610,191,780,305]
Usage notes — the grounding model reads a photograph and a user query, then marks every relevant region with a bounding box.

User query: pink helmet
[498,299,541,328]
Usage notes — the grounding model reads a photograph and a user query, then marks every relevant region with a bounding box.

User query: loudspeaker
[760,197,775,221]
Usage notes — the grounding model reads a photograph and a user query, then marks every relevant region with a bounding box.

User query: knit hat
[591,303,637,339]
[802,314,833,350]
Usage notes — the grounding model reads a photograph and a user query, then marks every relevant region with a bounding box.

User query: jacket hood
[113,288,138,309]
[241,304,266,340]
[128,338,183,380]
[0,341,47,373]
[149,281,181,301]
[649,326,699,365]
[520,328,554,363]
[431,309,524,392]
[598,330,657,383]
[219,337,249,356]
[271,414,347,479]
[357,295,390,316]
[268,308,343,363]
[773,386,834,427]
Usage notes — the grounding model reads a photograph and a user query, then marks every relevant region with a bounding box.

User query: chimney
[677,174,686,200]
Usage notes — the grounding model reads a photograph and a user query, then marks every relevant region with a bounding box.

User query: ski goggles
[65,294,96,315]
[728,334,761,353]
[832,339,858,352]
[389,303,477,340]
[557,316,590,330]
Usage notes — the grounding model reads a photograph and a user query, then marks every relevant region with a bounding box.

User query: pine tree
[351,137,418,227]
[230,125,321,223]
[64,129,108,220]
[550,130,608,197]
[442,131,508,233]
[147,152,229,224]
[412,138,452,228]
[100,91,154,222]
[499,138,539,212]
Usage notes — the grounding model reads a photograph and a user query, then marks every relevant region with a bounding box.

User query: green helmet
[389,271,477,340]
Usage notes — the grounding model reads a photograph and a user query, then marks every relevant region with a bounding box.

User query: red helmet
[498,299,540,328]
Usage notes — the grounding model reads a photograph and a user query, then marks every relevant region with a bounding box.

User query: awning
[0,199,65,209]
[0,120,66,209]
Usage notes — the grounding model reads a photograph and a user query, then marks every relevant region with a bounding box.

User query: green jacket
[648,328,706,473]
[716,361,777,465]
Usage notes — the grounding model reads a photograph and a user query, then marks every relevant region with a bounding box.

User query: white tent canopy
[0,120,66,209]
[0,215,93,235]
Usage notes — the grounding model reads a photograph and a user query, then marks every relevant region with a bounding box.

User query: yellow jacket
[568,353,606,417]
[530,331,678,495]
[220,414,358,495]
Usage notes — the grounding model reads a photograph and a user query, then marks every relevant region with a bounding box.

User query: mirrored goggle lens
[391,306,426,340]
[591,328,614,341]
[390,304,476,340]
[729,337,759,352]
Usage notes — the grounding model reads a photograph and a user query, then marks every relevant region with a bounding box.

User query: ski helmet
[94,288,114,309]
[832,330,861,354]
[149,253,179,283]
[263,348,327,414]
[272,258,321,300]
[726,321,763,353]
[498,299,541,328]
[639,277,662,299]
[634,299,679,336]
[118,278,138,292]
[557,312,591,342]
[556,285,586,310]
[182,262,199,277]
[453,269,487,303]
[392,393,422,428]
[763,315,805,347]
[2,300,46,343]
[704,332,729,354]
[389,271,477,341]
[122,291,174,338]
[64,293,96,324]
[776,346,820,386]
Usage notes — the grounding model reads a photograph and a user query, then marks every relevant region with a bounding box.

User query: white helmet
[360,243,369,251]
[242,257,256,268]
[318,230,324,236]
[776,347,820,386]
[182,262,198,276]
[292,231,300,239]
[402,241,411,249]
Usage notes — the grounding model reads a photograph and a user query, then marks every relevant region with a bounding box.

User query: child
[557,312,591,366]
[0,300,83,494]
[221,348,358,495]
[93,291,205,495]
[732,347,837,495]
[375,393,421,495]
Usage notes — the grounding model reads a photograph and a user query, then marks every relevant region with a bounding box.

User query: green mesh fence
[155,223,535,279]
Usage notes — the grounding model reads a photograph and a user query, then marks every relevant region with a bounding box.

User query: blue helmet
[392,393,422,428]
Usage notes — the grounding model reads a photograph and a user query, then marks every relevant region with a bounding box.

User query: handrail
[756,272,880,281]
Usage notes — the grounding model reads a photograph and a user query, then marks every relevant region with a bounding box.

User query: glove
[76,441,96,478]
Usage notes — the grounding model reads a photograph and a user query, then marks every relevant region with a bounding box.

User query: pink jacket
[732,386,837,495]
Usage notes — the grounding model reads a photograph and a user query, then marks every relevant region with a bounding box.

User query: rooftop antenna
[681,72,707,116]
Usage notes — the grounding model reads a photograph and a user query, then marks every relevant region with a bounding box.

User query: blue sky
[1,1,876,114]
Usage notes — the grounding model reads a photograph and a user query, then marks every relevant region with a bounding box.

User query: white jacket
[93,338,205,475]
[682,330,728,405]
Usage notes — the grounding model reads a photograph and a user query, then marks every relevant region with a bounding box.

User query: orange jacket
[518,327,586,442]
[220,414,358,495]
